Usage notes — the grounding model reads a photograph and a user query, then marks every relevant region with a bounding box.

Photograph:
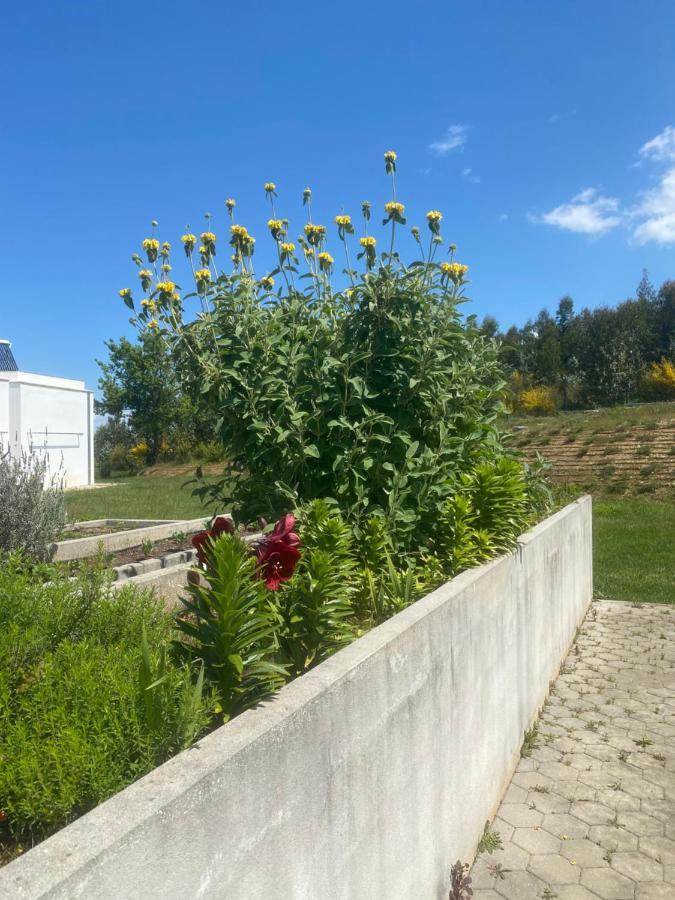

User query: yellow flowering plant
[116,151,544,554]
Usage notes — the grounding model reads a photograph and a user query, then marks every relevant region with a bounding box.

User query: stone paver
[470,600,675,899]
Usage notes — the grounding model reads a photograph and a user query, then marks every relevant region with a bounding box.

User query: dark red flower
[211,516,235,538]
[256,538,301,591]
[270,513,300,549]
[191,516,235,565]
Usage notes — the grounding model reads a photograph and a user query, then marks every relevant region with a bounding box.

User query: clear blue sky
[2,0,675,393]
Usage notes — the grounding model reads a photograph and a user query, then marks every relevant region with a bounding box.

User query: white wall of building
[0,370,94,487]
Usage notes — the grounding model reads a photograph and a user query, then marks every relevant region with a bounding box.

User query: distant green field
[593,499,674,604]
[65,473,224,523]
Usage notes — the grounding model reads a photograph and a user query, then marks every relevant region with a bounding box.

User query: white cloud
[633,167,675,245]
[429,124,468,155]
[461,166,481,183]
[630,126,675,245]
[548,109,577,124]
[531,187,622,235]
[638,125,675,162]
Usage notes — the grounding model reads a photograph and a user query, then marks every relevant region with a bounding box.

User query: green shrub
[0,558,210,848]
[94,417,135,477]
[518,385,558,416]
[275,501,357,674]
[118,152,544,553]
[0,449,65,559]
[174,536,286,720]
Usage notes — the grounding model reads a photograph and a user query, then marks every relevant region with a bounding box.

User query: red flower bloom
[269,513,300,548]
[192,516,234,565]
[256,539,301,591]
[211,516,235,538]
[255,513,301,590]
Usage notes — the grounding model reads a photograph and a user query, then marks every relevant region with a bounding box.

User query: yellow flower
[362,200,371,220]
[267,218,286,239]
[384,150,397,174]
[426,209,443,236]
[304,223,326,246]
[160,242,171,258]
[260,275,275,290]
[142,238,159,262]
[411,226,421,240]
[335,214,352,227]
[201,231,216,245]
[384,201,405,215]
[225,198,236,212]
[440,262,469,284]
[280,241,296,254]
[138,269,153,290]
[303,187,312,204]
[156,280,176,295]
[141,299,157,311]
[181,233,196,255]
[318,251,334,272]
[359,235,377,268]
[230,224,255,256]
[119,288,132,299]
[195,268,211,281]
[264,182,276,193]
[161,263,172,273]
[147,319,159,330]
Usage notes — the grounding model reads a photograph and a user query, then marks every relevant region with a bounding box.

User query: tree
[96,334,189,464]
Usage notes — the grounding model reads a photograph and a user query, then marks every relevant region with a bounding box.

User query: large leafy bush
[118,153,526,551]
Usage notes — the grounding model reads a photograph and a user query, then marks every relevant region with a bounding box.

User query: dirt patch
[58,521,147,540]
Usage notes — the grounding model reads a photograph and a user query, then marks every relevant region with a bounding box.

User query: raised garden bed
[48,516,220,562]
[0,498,593,900]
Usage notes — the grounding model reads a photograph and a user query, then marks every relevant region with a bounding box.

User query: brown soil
[59,521,144,540]
[109,537,195,567]
[512,418,675,499]
[141,462,226,477]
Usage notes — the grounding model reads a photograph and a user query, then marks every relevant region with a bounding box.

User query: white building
[0,339,94,487]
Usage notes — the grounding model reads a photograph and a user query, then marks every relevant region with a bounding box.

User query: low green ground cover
[0,560,211,864]
[593,499,674,604]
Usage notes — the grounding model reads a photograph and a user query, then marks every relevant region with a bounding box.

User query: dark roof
[0,342,18,371]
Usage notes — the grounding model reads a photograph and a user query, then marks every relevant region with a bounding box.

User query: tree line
[479,273,675,408]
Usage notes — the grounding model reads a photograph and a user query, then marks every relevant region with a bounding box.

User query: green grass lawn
[65,474,223,523]
[593,499,674,604]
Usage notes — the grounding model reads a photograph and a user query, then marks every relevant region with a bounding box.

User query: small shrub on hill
[642,358,675,400]
[519,385,558,416]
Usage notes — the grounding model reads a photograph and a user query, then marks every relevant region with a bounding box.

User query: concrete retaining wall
[0,497,593,900]
[50,516,215,561]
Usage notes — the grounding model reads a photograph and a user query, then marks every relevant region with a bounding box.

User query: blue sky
[2,0,675,392]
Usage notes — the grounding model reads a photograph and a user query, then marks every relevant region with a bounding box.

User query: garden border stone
[49,516,224,561]
[0,497,593,900]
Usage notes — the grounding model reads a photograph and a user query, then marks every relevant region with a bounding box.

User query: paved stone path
[469,600,675,900]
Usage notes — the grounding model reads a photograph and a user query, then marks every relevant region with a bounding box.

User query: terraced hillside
[508,400,675,500]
